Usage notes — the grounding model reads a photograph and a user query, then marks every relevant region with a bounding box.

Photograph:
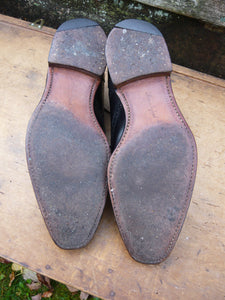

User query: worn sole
[106,19,197,264]
[26,19,110,249]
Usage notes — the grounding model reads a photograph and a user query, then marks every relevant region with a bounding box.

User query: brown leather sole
[106,20,197,264]
[26,19,110,249]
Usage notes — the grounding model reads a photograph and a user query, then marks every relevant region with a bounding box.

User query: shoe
[26,19,110,249]
[106,19,197,264]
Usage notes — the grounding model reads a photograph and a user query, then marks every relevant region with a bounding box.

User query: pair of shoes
[26,18,197,264]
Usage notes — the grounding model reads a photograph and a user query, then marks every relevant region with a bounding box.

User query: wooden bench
[0,14,225,300]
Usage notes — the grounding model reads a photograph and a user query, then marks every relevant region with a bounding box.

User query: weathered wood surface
[136,0,225,27]
[135,0,225,27]
[0,14,225,300]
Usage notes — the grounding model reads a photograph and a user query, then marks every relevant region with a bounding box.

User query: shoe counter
[0,14,225,300]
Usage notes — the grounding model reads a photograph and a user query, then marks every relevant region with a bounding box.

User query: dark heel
[49,18,106,76]
[106,19,172,86]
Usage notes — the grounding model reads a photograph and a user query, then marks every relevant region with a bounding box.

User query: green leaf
[26,279,32,284]
[19,281,25,288]
[0,273,5,280]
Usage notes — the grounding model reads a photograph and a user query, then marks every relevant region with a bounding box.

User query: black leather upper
[94,81,105,131]
[108,76,125,151]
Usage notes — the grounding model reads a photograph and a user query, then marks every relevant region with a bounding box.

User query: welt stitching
[27,67,55,237]
[85,78,111,244]
[109,78,196,263]
[108,89,167,263]
[108,88,131,246]
[164,76,187,128]
[164,75,196,258]
[28,72,109,248]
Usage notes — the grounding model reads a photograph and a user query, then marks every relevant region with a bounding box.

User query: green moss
[50,281,79,300]
[0,0,179,33]
[0,262,48,300]
[0,262,102,300]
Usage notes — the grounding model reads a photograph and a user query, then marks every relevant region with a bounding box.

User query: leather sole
[26,19,110,249]
[106,19,197,264]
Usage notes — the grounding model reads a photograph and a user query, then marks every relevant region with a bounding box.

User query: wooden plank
[0,13,55,35]
[0,14,225,299]
[135,0,225,27]
[173,64,225,89]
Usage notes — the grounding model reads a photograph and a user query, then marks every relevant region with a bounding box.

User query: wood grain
[135,0,225,27]
[0,14,225,300]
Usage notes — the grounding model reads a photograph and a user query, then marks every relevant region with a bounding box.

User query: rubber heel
[49,18,106,76]
[105,19,172,86]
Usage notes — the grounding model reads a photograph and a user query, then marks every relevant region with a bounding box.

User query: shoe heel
[26,19,110,249]
[106,19,197,264]
[49,18,106,76]
[106,19,172,86]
